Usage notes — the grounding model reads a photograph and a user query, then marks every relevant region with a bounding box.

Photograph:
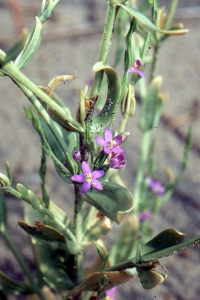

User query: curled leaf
[18,220,66,243]
[90,62,121,132]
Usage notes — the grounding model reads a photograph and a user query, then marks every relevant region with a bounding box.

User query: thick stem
[133,131,151,211]
[149,43,160,82]
[73,185,84,286]
[90,1,118,98]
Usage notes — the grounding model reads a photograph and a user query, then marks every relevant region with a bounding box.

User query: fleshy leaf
[66,270,135,297]
[15,17,42,70]
[90,62,121,132]
[84,182,134,224]
[40,116,77,183]
[0,271,34,295]
[18,220,66,243]
[24,204,75,290]
[38,84,84,133]
[2,29,29,66]
[141,228,186,257]
[120,4,189,35]
[83,209,113,245]
[136,267,167,289]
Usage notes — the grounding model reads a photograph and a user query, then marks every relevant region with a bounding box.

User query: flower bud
[121,84,136,119]
[73,151,81,162]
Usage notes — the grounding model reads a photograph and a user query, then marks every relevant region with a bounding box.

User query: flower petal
[92,170,104,179]
[127,67,136,73]
[104,128,113,142]
[81,182,91,194]
[92,179,103,190]
[112,147,125,154]
[106,287,117,297]
[95,136,106,147]
[113,135,122,147]
[137,69,144,77]
[71,174,85,182]
[82,161,91,175]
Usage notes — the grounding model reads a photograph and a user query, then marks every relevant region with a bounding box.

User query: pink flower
[127,59,144,77]
[95,128,125,155]
[106,287,117,300]
[139,212,151,223]
[71,161,104,194]
[110,153,126,169]
[146,178,165,196]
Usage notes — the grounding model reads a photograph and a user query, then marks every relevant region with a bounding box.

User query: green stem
[120,116,128,132]
[2,226,47,300]
[133,130,151,212]
[5,186,76,242]
[90,0,118,98]
[149,43,160,82]
[73,185,84,286]
[83,206,95,233]
[164,0,179,30]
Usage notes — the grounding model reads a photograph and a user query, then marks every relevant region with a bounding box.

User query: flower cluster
[95,128,126,170]
[71,128,127,194]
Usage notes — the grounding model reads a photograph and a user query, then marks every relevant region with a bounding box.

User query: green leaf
[18,220,66,243]
[24,204,75,290]
[141,228,186,257]
[90,62,121,132]
[15,17,42,70]
[0,190,7,227]
[16,183,29,199]
[5,162,12,185]
[40,117,76,183]
[0,271,34,295]
[94,240,105,260]
[84,182,134,224]
[28,190,41,210]
[120,4,189,35]
[2,29,28,66]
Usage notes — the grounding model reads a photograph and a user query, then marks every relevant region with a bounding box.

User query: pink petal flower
[127,59,144,77]
[71,161,104,194]
[95,128,125,155]
[146,178,165,196]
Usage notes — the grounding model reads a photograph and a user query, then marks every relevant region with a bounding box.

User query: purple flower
[95,128,125,155]
[71,161,104,194]
[127,59,144,77]
[110,153,126,169]
[73,151,81,162]
[106,287,117,300]
[146,178,165,196]
[139,212,151,223]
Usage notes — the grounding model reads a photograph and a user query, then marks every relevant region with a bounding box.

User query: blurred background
[0,0,200,299]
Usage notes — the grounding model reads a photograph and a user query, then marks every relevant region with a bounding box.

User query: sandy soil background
[0,1,200,299]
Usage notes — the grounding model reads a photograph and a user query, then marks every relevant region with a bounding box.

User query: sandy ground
[0,1,200,299]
